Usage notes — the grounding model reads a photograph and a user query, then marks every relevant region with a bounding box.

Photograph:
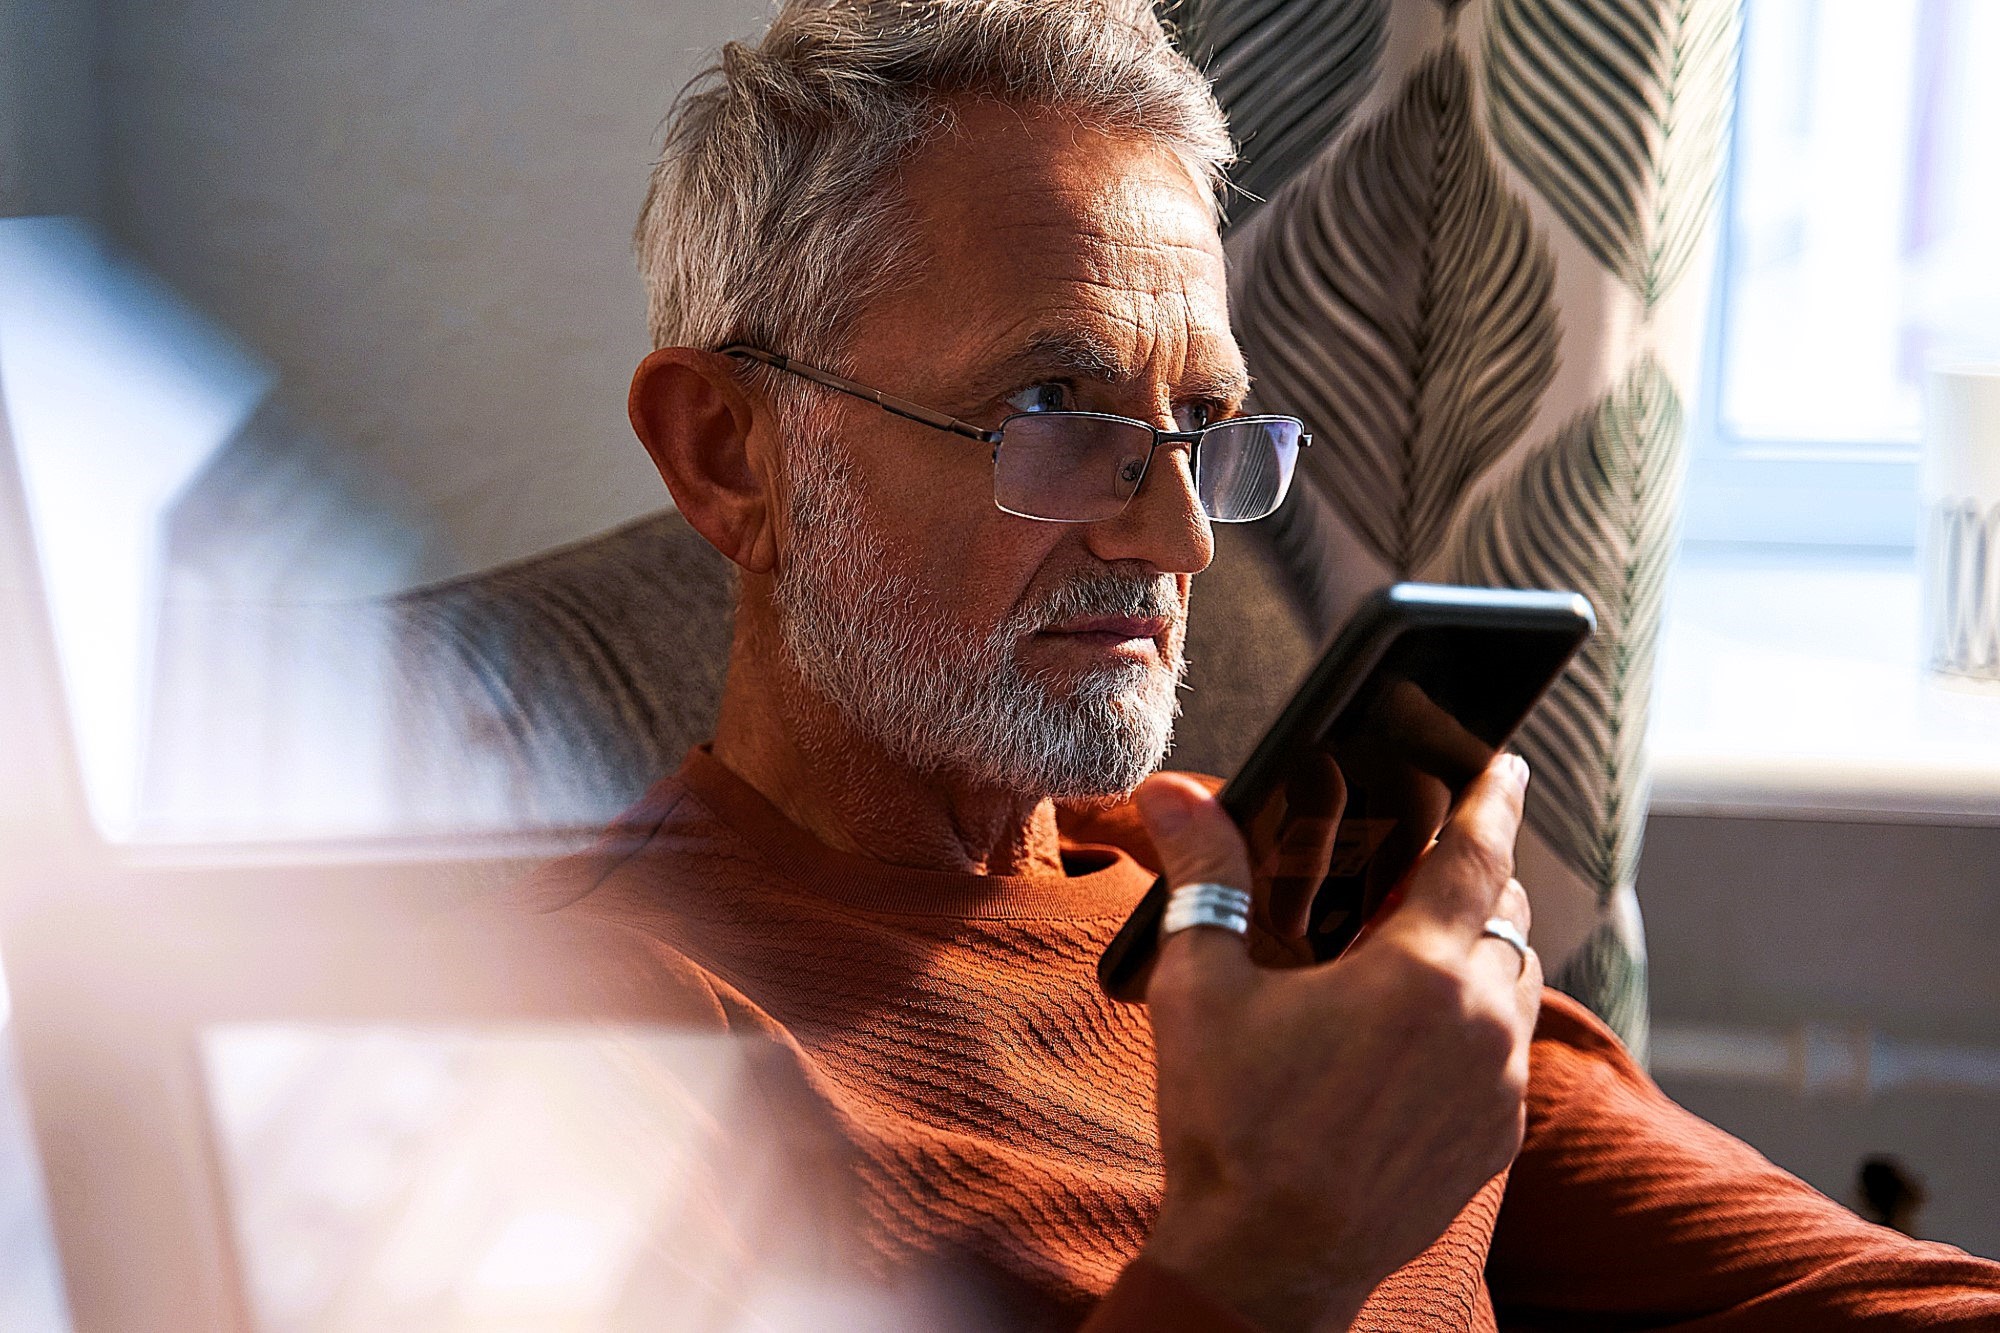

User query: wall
[0,0,102,221]
[1642,812,2000,1258]
[90,0,770,582]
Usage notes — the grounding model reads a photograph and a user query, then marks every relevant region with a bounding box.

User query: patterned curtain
[1173,0,1743,1057]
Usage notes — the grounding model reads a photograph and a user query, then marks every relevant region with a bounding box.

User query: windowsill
[1650,543,2000,825]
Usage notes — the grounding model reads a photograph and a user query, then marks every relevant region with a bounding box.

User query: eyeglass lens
[1196,418,1301,522]
[993,414,1302,523]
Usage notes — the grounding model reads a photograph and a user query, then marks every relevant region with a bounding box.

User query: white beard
[771,420,1184,802]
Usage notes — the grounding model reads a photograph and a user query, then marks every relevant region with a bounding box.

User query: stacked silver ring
[1160,882,1254,938]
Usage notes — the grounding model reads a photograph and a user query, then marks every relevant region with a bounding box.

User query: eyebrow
[961,325,1252,410]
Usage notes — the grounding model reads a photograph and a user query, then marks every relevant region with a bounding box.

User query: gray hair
[635,0,1233,370]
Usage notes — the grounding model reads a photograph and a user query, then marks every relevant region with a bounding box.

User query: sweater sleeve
[1078,1257,1262,1333]
[1489,990,2000,1330]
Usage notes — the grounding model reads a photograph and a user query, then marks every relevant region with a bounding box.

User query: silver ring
[1480,916,1532,976]
[1161,882,1253,939]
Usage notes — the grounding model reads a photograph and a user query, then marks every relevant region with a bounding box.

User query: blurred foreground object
[202,1026,888,1331]
[0,833,967,1331]
[1858,1156,1928,1239]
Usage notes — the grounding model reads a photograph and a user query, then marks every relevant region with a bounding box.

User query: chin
[1051,785,1145,813]
[1015,702,1177,808]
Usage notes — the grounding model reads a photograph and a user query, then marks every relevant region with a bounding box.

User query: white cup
[1920,366,2000,684]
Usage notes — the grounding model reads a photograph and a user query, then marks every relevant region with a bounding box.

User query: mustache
[1013,571,1183,635]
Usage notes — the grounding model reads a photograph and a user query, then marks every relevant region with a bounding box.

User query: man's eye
[1005,382,1072,414]
[1175,400,1218,432]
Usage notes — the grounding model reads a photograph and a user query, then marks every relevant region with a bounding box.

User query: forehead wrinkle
[957,311,1247,409]
[980,218,1226,274]
[966,171,1224,253]
[1167,268,1250,402]
[885,119,1238,408]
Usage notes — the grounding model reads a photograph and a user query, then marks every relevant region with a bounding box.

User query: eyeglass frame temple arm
[721,343,1312,453]
[719,344,1002,446]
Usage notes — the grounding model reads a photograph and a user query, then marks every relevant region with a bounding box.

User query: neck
[708,587,1068,879]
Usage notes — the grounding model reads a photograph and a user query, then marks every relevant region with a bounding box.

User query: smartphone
[1096,583,1595,1002]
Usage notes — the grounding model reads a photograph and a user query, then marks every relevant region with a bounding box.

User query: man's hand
[1133,754,1541,1333]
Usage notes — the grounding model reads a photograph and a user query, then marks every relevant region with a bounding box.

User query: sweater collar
[673,746,1159,922]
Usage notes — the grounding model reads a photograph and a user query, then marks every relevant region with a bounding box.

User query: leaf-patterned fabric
[1179,0,1743,1055]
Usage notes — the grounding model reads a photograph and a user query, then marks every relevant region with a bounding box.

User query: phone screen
[1237,622,1584,964]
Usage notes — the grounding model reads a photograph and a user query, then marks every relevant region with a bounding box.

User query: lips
[1043,614,1171,640]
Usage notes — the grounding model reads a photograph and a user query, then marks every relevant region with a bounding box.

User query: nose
[1082,439,1214,574]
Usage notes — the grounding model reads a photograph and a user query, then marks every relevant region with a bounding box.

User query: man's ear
[629,348,778,574]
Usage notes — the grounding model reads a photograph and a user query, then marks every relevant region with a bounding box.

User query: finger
[1135,774,1257,995]
[1469,878,1540,1079]
[1504,971,1541,1127]
[1462,876,1541,1086]
[1501,917,1546,1083]
[1494,875,1532,939]
[1136,772,1254,889]
[1514,931,1545,1026]
[1398,752,1528,937]
[1487,875,1543,1023]
[1469,878,1534,988]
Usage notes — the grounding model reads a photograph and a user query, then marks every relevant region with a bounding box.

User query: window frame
[1680,12,1924,553]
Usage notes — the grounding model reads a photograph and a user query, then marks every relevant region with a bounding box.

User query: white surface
[1651,544,2000,823]
[0,218,272,839]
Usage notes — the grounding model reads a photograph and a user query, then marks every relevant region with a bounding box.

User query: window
[1684,0,2000,549]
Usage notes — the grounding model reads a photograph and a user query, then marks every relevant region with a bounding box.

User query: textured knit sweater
[522,747,2000,1330]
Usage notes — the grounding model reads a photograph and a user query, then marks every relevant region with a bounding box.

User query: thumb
[1135,773,1254,891]
[1134,773,1256,994]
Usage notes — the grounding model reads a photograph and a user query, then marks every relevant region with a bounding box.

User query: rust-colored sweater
[524,748,2000,1330]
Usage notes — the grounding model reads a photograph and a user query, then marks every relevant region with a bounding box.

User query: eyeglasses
[720,344,1310,524]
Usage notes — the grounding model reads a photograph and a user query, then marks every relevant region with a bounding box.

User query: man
[527,1,2000,1327]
